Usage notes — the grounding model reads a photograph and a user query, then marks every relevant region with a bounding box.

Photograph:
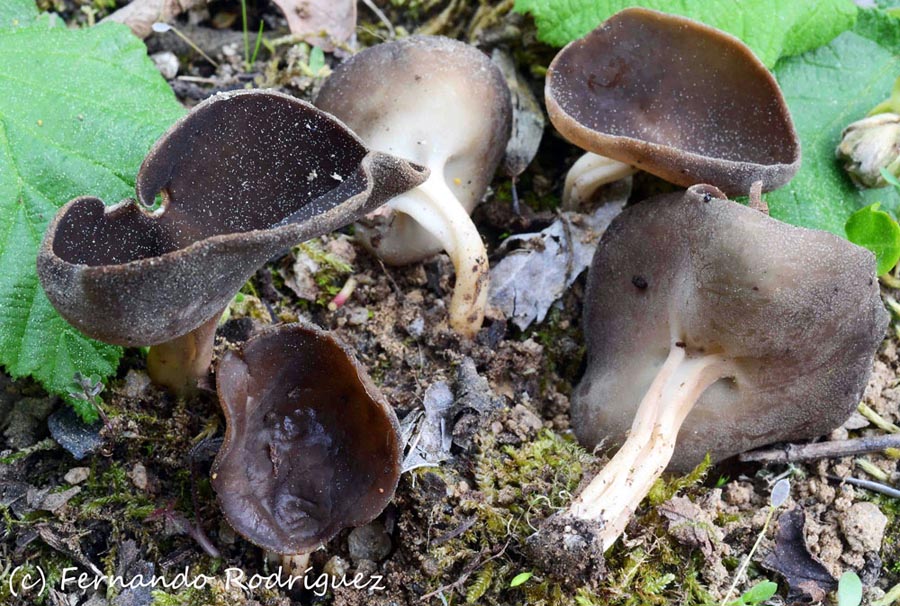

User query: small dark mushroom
[37,90,427,394]
[211,323,401,559]
[316,35,512,337]
[546,8,800,204]
[536,184,887,572]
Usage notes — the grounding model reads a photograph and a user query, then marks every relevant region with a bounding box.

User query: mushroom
[546,8,800,207]
[212,322,400,568]
[37,89,427,394]
[532,184,887,578]
[316,35,512,338]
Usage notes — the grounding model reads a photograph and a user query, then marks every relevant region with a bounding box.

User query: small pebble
[324,555,350,580]
[346,306,369,326]
[48,405,103,460]
[841,501,888,552]
[123,370,152,399]
[407,316,425,338]
[64,467,90,485]
[150,51,179,80]
[348,522,392,562]
[129,463,148,491]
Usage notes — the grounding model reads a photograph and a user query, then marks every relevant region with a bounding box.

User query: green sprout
[67,372,107,425]
[719,478,790,606]
[837,571,862,606]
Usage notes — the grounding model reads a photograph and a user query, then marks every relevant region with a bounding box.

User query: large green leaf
[513,0,857,68]
[768,14,900,235]
[0,18,185,398]
[0,0,38,28]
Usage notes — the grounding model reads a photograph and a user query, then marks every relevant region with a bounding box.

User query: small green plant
[837,571,863,606]
[726,580,778,606]
[510,571,534,588]
[67,372,107,425]
[719,478,790,606]
[240,0,265,69]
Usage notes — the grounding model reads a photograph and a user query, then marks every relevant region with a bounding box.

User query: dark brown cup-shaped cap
[37,90,427,346]
[572,185,887,471]
[546,8,800,195]
[212,323,401,554]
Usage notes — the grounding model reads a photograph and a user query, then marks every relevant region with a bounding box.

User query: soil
[4,1,900,606]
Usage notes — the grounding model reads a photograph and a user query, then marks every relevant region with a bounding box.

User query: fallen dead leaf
[271,0,357,52]
[104,0,207,39]
[762,508,837,603]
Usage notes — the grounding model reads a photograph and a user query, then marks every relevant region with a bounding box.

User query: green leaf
[513,0,857,68]
[846,203,900,275]
[309,45,325,74]
[69,398,101,425]
[738,580,778,605]
[768,16,900,235]
[837,571,863,606]
[509,571,533,588]
[0,0,39,29]
[0,21,185,399]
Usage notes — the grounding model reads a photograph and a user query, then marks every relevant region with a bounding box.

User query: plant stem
[858,402,900,433]
[240,0,250,69]
[719,506,775,606]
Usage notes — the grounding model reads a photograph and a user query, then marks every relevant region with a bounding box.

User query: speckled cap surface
[546,8,800,195]
[37,90,427,346]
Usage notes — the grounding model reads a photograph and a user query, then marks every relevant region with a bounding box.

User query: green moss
[647,454,712,506]
[291,240,353,306]
[416,428,720,606]
[529,306,585,393]
[494,178,561,213]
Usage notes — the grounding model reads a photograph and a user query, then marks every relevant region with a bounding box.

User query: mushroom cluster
[316,35,512,337]
[37,89,423,563]
[527,7,888,580]
[30,8,891,590]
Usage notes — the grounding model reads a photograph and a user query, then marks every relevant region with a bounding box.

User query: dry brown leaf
[103,0,207,39]
[271,0,357,51]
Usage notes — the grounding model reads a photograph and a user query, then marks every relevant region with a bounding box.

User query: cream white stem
[282,552,311,580]
[389,174,489,338]
[563,152,637,210]
[569,345,730,551]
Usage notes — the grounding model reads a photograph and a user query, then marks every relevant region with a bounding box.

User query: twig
[431,516,477,546]
[858,402,900,433]
[856,457,891,482]
[419,540,510,602]
[360,0,395,37]
[872,579,900,606]
[826,474,900,499]
[740,434,900,463]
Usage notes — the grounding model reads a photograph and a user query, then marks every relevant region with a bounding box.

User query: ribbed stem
[390,174,489,338]
[569,344,731,551]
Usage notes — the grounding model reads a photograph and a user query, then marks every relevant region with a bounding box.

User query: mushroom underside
[546,8,800,196]
[566,185,887,552]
